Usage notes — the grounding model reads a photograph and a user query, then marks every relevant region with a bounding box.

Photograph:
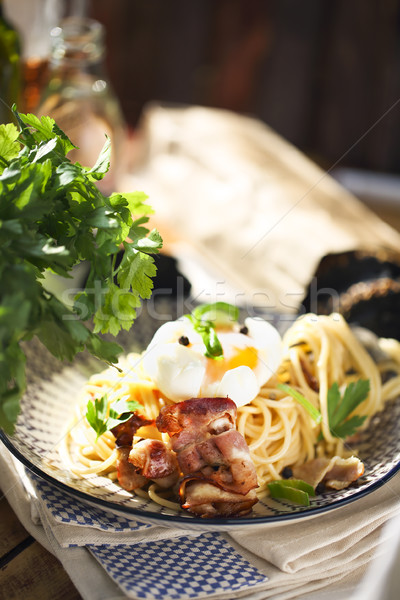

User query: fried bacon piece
[116,440,179,491]
[292,456,364,490]
[177,429,256,495]
[129,439,179,489]
[179,479,258,518]
[113,411,176,491]
[158,396,237,451]
[111,413,153,447]
[116,447,147,491]
[157,397,258,517]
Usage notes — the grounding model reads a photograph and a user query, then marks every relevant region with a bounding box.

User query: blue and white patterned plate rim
[2,430,400,529]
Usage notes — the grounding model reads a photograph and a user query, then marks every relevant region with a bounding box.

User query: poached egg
[142,315,282,407]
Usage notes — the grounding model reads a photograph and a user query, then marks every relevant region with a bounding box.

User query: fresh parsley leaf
[117,243,159,298]
[93,282,141,336]
[107,398,142,429]
[122,191,154,216]
[14,111,76,157]
[86,396,108,438]
[327,382,340,431]
[184,302,240,359]
[327,379,369,439]
[85,396,143,439]
[0,110,163,434]
[330,415,367,439]
[132,228,163,254]
[85,335,122,366]
[0,123,20,165]
[276,383,322,423]
[86,136,111,179]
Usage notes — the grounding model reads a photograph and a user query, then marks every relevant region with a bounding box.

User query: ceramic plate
[1,305,400,531]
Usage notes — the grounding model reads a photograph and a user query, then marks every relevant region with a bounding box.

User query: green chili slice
[277,383,322,424]
[268,479,316,506]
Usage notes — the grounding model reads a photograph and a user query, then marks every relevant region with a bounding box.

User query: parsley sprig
[327,379,370,439]
[86,396,142,439]
[184,302,240,359]
[0,110,162,434]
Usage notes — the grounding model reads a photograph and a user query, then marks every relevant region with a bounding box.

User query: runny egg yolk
[204,344,259,387]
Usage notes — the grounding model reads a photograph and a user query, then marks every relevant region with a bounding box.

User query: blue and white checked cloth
[3,449,400,600]
[31,475,269,600]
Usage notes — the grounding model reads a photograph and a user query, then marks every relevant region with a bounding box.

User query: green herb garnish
[192,302,240,326]
[327,379,369,439]
[0,110,162,434]
[268,479,316,506]
[86,396,142,439]
[184,302,240,359]
[277,383,322,424]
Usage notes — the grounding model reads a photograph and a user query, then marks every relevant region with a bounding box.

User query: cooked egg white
[142,316,282,407]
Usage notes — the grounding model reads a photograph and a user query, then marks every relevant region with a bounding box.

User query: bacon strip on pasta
[157,397,258,517]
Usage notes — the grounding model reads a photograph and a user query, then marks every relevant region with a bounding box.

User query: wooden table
[0,497,81,600]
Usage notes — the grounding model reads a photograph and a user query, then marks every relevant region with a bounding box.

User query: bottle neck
[49,55,105,83]
[48,17,105,79]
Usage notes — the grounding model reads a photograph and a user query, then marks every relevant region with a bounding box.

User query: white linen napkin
[230,471,400,573]
[2,445,400,600]
[351,511,400,600]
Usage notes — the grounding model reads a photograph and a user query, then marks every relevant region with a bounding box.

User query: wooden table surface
[0,497,81,600]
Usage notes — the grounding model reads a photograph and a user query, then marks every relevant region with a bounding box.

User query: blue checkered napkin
[33,475,151,532]
[89,532,268,600]
[28,474,269,597]
[28,473,202,549]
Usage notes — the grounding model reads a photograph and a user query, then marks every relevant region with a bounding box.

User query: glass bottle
[36,17,125,194]
[2,0,64,115]
[0,0,21,124]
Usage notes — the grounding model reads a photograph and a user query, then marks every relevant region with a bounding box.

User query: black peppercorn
[281,466,293,479]
[239,325,249,335]
[178,335,190,346]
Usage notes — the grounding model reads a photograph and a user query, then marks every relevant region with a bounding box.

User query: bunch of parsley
[0,110,162,434]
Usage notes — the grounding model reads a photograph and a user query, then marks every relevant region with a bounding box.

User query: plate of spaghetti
[2,303,400,530]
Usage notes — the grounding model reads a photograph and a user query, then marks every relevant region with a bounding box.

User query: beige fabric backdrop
[118,105,400,312]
